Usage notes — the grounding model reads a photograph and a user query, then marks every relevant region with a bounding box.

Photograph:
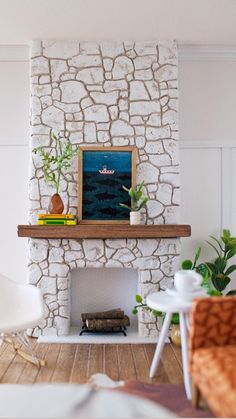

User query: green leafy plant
[133,229,236,328]
[181,231,236,296]
[181,246,202,271]
[33,132,79,194]
[120,181,149,212]
[132,294,179,324]
[205,229,236,295]
[181,246,217,295]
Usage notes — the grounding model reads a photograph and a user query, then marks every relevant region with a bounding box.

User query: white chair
[0,273,45,366]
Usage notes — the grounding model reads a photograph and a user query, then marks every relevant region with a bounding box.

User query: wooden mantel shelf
[17,224,191,239]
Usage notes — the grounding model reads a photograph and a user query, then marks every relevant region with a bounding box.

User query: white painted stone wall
[29,40,180,337]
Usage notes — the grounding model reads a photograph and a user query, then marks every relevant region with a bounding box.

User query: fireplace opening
[71,268,138,335]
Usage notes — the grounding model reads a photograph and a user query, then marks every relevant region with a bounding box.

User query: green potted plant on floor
[204,229,236,295]
[33,132,79,214]
[132,229,236,347]
[181,229,236,295]
[120,181,149,225]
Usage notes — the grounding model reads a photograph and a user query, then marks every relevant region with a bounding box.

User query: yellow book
[38,214,75,220]
[38,219,77,225]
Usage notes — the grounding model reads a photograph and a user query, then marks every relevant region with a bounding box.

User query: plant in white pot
[120,181,149,225]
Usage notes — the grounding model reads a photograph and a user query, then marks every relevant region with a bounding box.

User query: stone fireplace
[28,40,180,337]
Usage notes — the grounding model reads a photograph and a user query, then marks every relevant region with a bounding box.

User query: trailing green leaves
[132,294,179,325]
[135,294,142,303]
[181,259,193,270]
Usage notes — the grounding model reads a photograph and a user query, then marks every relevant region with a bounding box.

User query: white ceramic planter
[130,211,142,225]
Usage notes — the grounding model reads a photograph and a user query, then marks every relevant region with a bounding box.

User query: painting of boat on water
[78,147,137,223]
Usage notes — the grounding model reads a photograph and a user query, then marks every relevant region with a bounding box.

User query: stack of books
[38,214,77,225]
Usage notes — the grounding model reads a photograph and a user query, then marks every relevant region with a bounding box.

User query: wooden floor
[0,340,183,385]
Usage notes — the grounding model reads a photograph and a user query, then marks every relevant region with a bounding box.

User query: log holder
[79,324,127,336]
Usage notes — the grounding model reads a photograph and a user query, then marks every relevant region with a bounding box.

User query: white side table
[146,291,192,400]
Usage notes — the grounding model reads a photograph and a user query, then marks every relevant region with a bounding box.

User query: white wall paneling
[178,60,236,141]
[0,46,29,282]
[178,48,236,282]
[0,145,29,282]
[0,60,29,145]
[230,149,236,236]
[180,145,221,262]
[221,147,233,230]
[180,141,236,281]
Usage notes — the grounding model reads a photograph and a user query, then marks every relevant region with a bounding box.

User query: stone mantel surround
[28,40,181,337]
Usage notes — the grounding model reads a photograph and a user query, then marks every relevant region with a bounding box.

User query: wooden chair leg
[4,333,46,367]
[192,381,201,408]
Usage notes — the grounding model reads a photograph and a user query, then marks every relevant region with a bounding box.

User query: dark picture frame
[78,146,137,224]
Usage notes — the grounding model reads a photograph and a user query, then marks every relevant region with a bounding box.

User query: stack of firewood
[81,308,130,333]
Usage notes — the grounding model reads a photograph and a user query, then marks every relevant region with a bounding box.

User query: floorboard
[87,344,104,378]
[161,344,183,384]
[104,344,119,381]
[36,344,61,383]
[70,344,90,384]
[131,344,150,382]
[0,343,23,383]
[144,344,170,384]
[117,344,137,381]
[0,341,183,385]
[51,344,77,383]
[171,343,183,369]
[17,343,48,384]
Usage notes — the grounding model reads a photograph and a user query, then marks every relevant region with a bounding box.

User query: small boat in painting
[99,165,115,175]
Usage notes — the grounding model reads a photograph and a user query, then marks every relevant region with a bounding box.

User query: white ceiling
[0,0,235,45]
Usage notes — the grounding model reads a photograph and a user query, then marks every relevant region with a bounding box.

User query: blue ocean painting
[82,150,132,220]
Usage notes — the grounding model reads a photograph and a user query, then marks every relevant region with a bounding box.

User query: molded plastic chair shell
[0,273,45,333]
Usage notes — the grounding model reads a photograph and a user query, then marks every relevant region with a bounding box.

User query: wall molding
[178,45,236,61]
[0,143,28,147]
[1,44,236,62]
[180,140,236,149]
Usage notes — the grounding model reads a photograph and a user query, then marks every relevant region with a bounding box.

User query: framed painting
[78,146,137,224]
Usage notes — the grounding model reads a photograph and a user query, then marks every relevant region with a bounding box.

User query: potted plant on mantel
[120,181,149,225]
[33,133,79,214]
